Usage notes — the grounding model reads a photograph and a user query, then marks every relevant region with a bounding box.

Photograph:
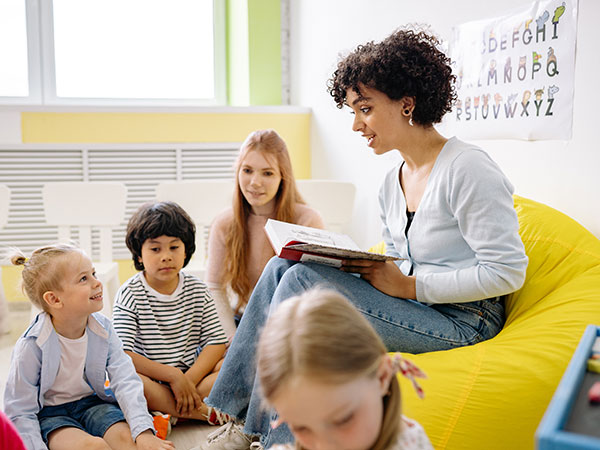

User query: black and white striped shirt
[113,272,228,370]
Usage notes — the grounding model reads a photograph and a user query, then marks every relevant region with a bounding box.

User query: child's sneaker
[202,421,253,450]
[204,406,235,426]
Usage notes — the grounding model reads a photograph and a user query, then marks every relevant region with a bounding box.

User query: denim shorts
[38,394,125,444]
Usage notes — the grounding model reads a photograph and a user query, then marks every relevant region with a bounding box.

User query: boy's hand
[136,430,175,449]
[169,368,203,415]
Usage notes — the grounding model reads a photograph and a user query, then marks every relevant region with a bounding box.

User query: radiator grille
[0,144,239,260]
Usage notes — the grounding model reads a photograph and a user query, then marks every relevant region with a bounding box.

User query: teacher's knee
[278,263,325,294]
[264,255,295,272]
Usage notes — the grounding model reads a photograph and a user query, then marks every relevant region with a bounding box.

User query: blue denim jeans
[205,257,505,447]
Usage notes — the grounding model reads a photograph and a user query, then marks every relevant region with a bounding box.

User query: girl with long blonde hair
[205,129,323,337]
[256,288,431,450]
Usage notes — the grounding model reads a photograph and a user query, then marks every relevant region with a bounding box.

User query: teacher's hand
[341,259,417,299]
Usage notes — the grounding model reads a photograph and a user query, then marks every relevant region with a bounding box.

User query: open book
[264,219,399,268]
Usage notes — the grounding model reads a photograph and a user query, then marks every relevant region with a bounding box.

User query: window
[0,0,32,99]
[1,0,225,105]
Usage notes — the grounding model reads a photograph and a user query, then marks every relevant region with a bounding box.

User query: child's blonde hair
[257,288,401,450]
[10,243,82,313]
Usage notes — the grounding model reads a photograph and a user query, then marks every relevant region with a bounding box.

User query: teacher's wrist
[403,275,417,300]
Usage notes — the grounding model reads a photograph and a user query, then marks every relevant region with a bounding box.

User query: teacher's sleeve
[416,150,528,303]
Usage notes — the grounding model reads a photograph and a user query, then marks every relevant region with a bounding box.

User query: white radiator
[0,143,240,260]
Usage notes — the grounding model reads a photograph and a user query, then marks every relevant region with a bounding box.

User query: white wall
[290,0,600,248]
[0,112,21,143]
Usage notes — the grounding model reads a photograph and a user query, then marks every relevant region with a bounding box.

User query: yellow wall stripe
[21,111,312,178]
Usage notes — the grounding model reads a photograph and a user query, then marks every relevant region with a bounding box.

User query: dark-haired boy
[113,201,230,427]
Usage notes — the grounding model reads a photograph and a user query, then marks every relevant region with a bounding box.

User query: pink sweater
[1,400,31,450]
[206,203,324,295]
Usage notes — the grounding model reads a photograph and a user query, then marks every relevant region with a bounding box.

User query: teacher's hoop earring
[404,109,414,126]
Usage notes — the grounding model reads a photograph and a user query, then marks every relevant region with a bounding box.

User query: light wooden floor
[0,304,213,450]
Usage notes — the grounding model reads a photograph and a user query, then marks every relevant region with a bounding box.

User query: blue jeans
[205,257,505,447]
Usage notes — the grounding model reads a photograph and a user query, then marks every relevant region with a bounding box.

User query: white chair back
[38,182,127,318]
[155,180,235,273]
[296,180,356,233]
[42,182,127,262]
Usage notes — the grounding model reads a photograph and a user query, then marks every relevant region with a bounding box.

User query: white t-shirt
[43,330,94,406]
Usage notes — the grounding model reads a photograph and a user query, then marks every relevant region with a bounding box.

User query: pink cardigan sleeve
[205,209,232,289]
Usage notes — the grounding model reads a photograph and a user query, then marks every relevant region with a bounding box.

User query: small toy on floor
[587,337,600,374]
[588,381,600,404]
[587,359,600,374]
[588,338,600,404]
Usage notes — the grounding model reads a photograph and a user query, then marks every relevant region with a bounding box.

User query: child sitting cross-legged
[4,244,171,450]
[255,288,433,450]
[113,201,229,427]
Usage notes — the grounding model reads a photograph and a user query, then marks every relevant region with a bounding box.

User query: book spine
[278,248,305,261]
[279,248,343,268]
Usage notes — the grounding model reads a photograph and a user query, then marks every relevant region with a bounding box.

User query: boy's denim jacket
[4,312,154,450]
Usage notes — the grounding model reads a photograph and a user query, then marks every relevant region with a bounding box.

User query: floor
[0,302,214,449]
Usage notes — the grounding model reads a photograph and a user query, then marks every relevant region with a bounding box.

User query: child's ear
[42,291,62,310]
[377,355,395,397]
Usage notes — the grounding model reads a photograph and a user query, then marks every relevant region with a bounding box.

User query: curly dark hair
[327,28,456,126]
[126,201,196,271]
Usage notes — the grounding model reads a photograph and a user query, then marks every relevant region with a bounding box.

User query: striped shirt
[113,272,228,370]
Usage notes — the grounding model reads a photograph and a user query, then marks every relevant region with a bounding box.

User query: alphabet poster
[448,0,578,140]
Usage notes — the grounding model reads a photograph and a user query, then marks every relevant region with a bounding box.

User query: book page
[266,219,360,250]
[285,228,359,250]
[265,219,400,263]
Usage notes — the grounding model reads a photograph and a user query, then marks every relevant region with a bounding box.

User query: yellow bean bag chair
[384,196,600,449]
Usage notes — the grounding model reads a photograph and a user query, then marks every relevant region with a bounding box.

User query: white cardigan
[379,136,528,304]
